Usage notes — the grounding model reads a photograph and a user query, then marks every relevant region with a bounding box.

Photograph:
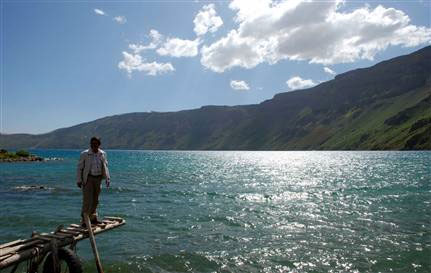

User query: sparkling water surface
[0,150,430,272]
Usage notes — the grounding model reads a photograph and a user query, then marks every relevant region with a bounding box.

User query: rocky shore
[0,149,44,163]
[0,156,44,163]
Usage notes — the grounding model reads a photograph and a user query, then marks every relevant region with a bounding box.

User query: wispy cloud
[129,30,163,54]
[94,8,106,16]
[324,67,336,76]
[113,16,127,24]
[286,76,316,90]
[94,8,126,25]
[230,80,250,90]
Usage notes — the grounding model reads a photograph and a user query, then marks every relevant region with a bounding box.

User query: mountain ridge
[1,46,430,150]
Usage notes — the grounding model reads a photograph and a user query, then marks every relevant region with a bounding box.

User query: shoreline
[0,155,44,163]
[0,149,63,163]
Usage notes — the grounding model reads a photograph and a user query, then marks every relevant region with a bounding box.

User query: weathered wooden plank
[0,237,74,270]
[57,229,80,236]
[0,240,43,258]
[0,253,13,263]
[95,223,107,229]
[39,233,70,240]
[69,225,98,233]
[0,237,41,250]
[66,226,87,232]
[104,216,123,221]
[35,234,69,242]
[0,240,25,250]
[31,235,52,242]
[0,217,126,270]
[54,232,75,238]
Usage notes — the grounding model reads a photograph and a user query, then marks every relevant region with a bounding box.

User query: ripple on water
[1,150,430,272]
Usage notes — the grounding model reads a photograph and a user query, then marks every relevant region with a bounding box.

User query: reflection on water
[0,150,430,272]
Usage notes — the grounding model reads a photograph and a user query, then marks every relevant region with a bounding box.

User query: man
[76,137,110,226]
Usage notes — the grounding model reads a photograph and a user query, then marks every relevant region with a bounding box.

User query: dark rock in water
[13,185,54,192]
[0,156,43,163]
[0,155,45,163]
[44,157,64,161]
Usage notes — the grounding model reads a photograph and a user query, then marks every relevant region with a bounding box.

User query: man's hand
[77,181,82,188]
[106,179,110,188]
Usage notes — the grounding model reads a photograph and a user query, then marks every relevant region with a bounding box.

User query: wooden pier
[0,216,125,272]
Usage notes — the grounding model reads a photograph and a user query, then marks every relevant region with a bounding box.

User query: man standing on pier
[76,137,110,226]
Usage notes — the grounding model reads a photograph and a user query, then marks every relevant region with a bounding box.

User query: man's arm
[76,152,85,188]
[103,152,111,188]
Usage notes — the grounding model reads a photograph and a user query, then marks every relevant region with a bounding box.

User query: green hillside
[1,46,430,150]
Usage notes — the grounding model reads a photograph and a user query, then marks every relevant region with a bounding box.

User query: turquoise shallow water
[0,150,430,272]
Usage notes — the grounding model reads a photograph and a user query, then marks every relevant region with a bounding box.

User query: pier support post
[83,214,104,273]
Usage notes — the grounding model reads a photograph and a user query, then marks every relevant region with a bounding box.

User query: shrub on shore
[0,149,43,162]
[16,150,30,157]
[0,149,18,159]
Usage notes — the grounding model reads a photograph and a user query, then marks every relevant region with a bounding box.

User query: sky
[1,0,430,134]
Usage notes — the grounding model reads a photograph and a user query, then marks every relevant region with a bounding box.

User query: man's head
[90,137,101,153]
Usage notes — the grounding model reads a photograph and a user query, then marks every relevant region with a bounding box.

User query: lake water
[0,150,430,272]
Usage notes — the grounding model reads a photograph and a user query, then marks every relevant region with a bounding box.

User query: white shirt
[89,150,103,176]
[77,148,110,185]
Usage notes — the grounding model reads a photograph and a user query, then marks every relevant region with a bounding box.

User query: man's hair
[90,137,101,145]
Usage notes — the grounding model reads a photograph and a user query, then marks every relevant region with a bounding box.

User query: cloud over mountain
[117,1,431,78]
[230,80,250,90]
[118,52,174,76]
[324,67,336,76]
[286,76,316,90]
[200,0,431,72]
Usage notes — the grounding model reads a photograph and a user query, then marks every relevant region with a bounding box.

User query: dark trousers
[81,175,102,222]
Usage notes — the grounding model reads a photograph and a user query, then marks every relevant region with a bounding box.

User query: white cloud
[229,0,273,22]
[200,0,431,72]
[193,4,224,36]
[113,16,127,24]
[201,29,268,73]
[230,80,250,90]
[286,76,316,90]
[157,38,200,57]
[94,9,106,16]
[324,67,336,76]
[118,52,175,76]
[129,30,163,54]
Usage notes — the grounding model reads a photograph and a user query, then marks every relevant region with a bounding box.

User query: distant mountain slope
[1,46,430,150]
